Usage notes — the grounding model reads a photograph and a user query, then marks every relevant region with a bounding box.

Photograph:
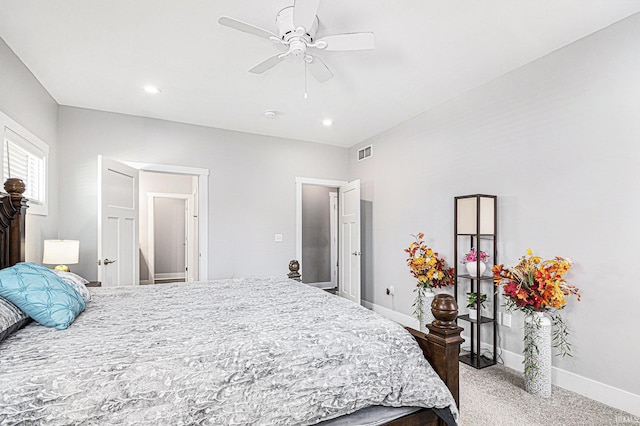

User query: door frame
[147,192,193,284]
[126,161,209,280]
[295,177,348,281]
[329,191,338,288]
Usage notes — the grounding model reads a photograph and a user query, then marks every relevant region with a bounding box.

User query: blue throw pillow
[0,262,86,330]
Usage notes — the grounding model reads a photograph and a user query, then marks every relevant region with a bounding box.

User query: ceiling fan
[218,0,375,83]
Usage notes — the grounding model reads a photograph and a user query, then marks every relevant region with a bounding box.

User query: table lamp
[42,240,79,272]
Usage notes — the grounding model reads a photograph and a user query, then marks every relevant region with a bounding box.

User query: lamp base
[54,265,70,272]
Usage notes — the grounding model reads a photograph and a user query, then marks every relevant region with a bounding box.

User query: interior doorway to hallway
[300,184,338,290]
[295,177,362,305]
[139,171,198,284]
[127,162,209,283]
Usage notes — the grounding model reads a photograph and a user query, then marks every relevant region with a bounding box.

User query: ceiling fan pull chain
[304,61,308,99]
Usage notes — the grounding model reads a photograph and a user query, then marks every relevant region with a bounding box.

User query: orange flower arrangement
[405,233,454,324]
[492,248,580,313]
[493,248,581,365]
[405,233,454,289]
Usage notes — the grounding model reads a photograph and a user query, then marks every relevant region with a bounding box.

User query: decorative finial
[288,260,301,281]
[431,294,459,329]
[4,178,26,195]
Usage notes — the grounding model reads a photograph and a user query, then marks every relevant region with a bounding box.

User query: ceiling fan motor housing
[276,6,319,43]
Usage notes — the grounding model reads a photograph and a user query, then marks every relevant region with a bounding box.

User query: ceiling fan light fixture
[219,1,375,85]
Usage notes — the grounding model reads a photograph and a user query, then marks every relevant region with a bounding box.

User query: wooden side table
[86,281,102,287]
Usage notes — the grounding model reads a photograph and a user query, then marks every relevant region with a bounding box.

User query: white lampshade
[42,240,80,265]
[456,196,495,235]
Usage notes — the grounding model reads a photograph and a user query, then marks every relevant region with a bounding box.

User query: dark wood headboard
[0,178,28,269]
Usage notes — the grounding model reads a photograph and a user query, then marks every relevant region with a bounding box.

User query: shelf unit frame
[454,194,498,369]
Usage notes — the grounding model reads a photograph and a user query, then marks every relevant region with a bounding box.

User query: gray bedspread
[0,277,458,425]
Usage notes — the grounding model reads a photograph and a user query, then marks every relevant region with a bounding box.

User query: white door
[98,156,139,286]
[339,179,361,304]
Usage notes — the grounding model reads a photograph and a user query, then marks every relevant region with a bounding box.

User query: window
[1,111,49,215]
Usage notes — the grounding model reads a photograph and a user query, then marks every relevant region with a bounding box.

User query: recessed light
[322,119,333,127]
[144,85,161,94]
[264,110,278,118]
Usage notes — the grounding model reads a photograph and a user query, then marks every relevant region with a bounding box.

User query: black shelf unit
[454,194,498,369]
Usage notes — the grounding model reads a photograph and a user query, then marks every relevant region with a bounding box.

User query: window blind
[3,128,45,205]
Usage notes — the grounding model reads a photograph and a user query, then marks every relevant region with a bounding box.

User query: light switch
[274,234,283,242]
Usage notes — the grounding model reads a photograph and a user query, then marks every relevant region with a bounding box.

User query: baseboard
[499,347,640,418]
[306,281,333,289]
[361,300,419,330]
[367,301,640,418]
[155,272,185,280]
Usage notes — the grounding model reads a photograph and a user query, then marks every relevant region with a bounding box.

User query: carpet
[458,363,639,426]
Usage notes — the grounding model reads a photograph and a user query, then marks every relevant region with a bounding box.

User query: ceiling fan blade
[293,0,320,31]
[316,32,375,51]
[307,55,333,83]
[249,54,287,74]
[218,16,278,40]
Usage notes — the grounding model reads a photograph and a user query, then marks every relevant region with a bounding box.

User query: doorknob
[103,258,117,265]
[351,251,361,256]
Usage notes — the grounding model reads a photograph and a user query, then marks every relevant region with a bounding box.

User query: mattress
[0,277,457,425]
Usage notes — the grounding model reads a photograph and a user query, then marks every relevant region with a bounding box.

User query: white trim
[329,191,338,288]
[126,162,209,280]
[498,347,640,418]
[0,110,49,216]
[294,177,346,187]
[295,177,347,277]
[125,162,209,177]
[361,300,419,329]
[366,300,640,418]
[306,281,333,289]
[155,272,186,280]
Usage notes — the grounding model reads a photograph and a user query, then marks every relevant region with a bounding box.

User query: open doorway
[295,177,361,304]
[301,185,338,291]
[139,171,198,284]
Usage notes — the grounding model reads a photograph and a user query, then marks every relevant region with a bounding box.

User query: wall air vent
[358,145,373,161]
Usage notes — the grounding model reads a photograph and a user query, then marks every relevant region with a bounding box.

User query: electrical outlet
[503,313,512,327]
[274,234,283,242]
[389,286,395,296]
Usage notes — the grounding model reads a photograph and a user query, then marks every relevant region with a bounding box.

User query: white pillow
[53,271,92,303]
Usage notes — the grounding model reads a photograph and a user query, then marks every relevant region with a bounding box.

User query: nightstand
[86,281,102,287]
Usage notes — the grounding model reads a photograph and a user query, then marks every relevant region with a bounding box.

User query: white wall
[0,37,59,264]
[349,13,640,397]
[57,106,349,281]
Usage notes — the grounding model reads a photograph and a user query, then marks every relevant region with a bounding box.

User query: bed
[0,178,463,425]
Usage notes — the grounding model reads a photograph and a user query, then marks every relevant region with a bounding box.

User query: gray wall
[349,14,640,396]
[0,37,59,264]
[57,106,349,281]
[301,185,334,284]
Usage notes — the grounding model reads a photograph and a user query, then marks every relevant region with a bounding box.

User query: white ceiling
[1,1,639,148]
